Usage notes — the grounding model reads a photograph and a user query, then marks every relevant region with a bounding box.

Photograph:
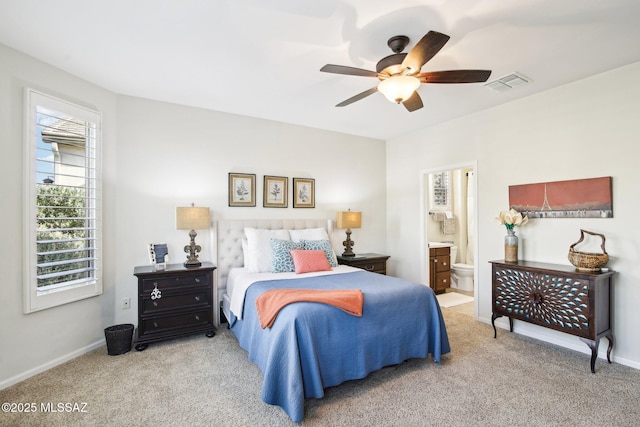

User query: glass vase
[504,229,518,262]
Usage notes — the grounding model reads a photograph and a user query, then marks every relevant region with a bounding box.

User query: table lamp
[336,209,361,257]
[176,203,210,267]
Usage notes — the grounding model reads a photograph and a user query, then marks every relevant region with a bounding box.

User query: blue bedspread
[229,271,450,422]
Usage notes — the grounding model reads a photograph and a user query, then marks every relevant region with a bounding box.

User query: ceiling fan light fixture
[377,75,420,104]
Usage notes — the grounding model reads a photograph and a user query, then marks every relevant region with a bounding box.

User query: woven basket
[568,229,608,272]
[104,324,134,355]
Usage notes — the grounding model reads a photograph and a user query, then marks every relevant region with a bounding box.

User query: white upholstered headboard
[213,219,333,302]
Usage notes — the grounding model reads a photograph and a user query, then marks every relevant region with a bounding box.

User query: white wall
[386,62,640,368]
[0,44,119,387]
[0,43,386,387]
[113,96,386,325]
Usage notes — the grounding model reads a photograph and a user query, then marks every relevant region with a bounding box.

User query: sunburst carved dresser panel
[490,260,615,373]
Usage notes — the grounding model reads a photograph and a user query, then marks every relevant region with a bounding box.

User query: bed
[215,219,450,422]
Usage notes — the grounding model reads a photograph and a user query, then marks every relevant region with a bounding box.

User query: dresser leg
[491,313,499,338]
[606,334,614,364]
[491,314,513,338]
[580,337,599,373]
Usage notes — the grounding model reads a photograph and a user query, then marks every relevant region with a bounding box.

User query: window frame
[23,88,103,313]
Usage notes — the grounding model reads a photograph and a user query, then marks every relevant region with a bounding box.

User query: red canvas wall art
[509,177,612,218]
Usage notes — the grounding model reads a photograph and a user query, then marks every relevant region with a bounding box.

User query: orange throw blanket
[255,288,364,329]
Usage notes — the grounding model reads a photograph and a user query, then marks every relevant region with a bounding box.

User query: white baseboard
[0,339,105,390]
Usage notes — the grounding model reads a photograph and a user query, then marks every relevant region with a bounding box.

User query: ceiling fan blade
[335,87,378,107]
[320,64,379,78]
[417,70,492,83]
[403,91,423,112]
[401,31,450,73]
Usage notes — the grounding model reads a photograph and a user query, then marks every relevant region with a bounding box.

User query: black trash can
[104,324,134,355]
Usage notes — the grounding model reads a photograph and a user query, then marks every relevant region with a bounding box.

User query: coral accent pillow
[290,250,332,274]
[302,239,338,267]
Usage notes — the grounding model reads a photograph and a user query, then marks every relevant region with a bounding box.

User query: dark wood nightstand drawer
[141,309,212,335]
[142,290,210,314]
[337,253,390,275]
[142,274,208,292]
[350,260,386,273]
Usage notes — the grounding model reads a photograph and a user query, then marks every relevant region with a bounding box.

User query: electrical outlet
[122,297,131,309]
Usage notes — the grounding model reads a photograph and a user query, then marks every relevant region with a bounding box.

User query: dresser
[133,262,216,351]
[490,260,615,373]
[336,253,390,275]
[429,247,450,294]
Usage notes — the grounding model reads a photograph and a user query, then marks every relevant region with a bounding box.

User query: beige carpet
[436,291,474,308]
[1,309,639,426]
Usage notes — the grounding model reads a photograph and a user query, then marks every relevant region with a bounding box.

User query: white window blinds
[24,89,102,312]
[432,172,450,207]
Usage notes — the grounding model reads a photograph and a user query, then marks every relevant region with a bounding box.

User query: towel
[441,218,456,234]
[255,288,364,328]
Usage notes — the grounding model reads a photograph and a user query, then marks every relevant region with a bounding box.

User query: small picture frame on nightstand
[148,243,169,269]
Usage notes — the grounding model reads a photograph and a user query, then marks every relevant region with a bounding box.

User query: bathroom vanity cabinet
[490,260,614,373]
[429,247,450,294]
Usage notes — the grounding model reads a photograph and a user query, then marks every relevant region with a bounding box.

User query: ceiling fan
[320,31,492,112]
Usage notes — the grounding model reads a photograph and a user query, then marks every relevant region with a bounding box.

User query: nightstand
[336,253,390,275]
[133,262,216,351]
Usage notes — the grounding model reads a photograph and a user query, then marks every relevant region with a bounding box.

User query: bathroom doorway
[420,162,478,318]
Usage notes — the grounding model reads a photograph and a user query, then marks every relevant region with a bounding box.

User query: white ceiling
[2,0,640,140]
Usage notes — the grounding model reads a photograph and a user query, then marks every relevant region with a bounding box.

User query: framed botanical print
[292,177,315,208]
[228,173,256,207]
[263,175,288,208]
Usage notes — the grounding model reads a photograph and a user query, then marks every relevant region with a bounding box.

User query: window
[24,88,102,313]
[430,171,450,210]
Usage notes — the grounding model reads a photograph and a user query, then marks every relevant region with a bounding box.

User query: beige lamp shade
[336,210,362,229]
[176,206,210,230]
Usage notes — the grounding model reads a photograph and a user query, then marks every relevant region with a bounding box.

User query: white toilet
[450,246,474,292]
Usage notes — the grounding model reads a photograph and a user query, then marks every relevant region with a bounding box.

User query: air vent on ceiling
[484,72,530,93]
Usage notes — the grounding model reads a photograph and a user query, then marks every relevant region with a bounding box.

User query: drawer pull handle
[195,278,201,283]
[153,301,158,307]
[195,296,200,301]
[153,322,158,328]
[195,315,200,321]
[150,284,162,300]
[443,279,447,283]
[364,266,374,271]
[442,262,447,266]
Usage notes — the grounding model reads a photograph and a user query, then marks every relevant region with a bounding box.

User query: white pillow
[289,227,329,243]
[244,228,290,273]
